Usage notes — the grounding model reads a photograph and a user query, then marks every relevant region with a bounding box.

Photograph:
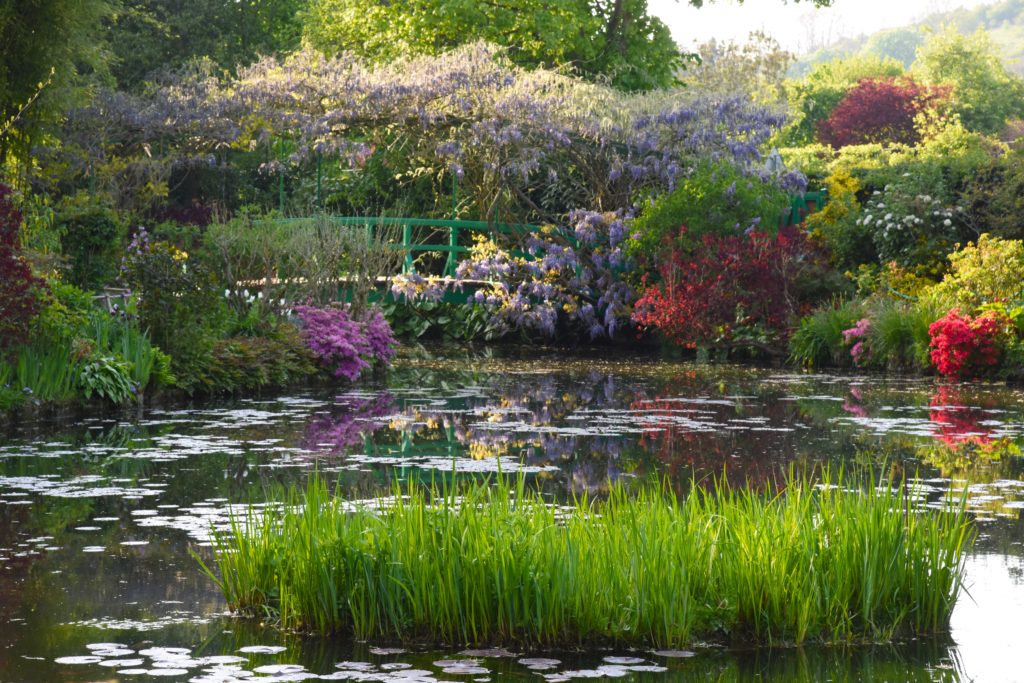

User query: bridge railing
[269,216,542,278]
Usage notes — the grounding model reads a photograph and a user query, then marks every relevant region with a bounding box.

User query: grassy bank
[200,475,973,648]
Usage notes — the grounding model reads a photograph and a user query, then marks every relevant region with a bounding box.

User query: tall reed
[199,474,973,648]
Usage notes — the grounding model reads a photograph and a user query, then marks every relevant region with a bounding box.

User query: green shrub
[959,152,1024,241]
[804,168,877,271]
[121,229,228,371]
[857,173,965,278]
[30,280,95,346]
[628,161,789,262]
[57,201,126,291]
[380,300,500,341]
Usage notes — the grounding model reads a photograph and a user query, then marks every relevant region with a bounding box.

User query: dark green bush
[959,152,1024,241]
[57,203,126,291]
[183,322,317,394]
[120,230,229,374]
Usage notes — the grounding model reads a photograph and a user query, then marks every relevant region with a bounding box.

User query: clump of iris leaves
[198,471,973,648]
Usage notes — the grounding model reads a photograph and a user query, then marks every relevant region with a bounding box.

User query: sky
[648,0,1002,52]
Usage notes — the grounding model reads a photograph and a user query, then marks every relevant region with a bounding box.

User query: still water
[3,352,1024,682]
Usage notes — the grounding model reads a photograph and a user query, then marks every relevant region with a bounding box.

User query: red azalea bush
[632,227,823,352]
[817,77,949,148]
[0,184,46,355]
[928,309,1004,379]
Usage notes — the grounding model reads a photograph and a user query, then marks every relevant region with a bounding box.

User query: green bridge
[268,191,827,282]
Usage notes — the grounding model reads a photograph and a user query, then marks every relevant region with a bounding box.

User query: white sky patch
[649,0,1003,52]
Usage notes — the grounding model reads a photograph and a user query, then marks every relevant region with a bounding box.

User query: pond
[2,351,1024,682]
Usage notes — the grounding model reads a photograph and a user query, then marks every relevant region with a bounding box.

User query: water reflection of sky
[2,356,1024,680]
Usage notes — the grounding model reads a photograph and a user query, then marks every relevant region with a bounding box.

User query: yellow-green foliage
[924,234,1024,309]
[806,168,860,232]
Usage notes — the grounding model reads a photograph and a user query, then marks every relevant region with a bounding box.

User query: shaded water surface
[2,352,1024,681]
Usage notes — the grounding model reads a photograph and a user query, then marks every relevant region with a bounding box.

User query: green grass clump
[789,300,865,367]
[200,475,973,648]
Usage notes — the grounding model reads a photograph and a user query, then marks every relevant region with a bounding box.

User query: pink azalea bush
[294,305,397,381]
[841,318,871,366]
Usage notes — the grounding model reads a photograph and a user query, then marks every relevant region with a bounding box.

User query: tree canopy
[302,0,834,92]
[912,28,1024,134]
[0,0,113,162]
[107,0,305,88]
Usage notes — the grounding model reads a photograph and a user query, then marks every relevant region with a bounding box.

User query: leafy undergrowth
[200,474,973,648]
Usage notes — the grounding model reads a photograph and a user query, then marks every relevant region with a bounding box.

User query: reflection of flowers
[842,385,867,418]
[928,386,992,449]
[302,394,396,454]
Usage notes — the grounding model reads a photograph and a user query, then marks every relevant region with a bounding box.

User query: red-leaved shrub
[817,77,949,148]
[0,184,46,355]
[928,309,1004,379]
[632,227,822,352]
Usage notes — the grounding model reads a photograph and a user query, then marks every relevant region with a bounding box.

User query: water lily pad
[239,645,287,654]
[94,648,136,657]
[433,659,478,668]
[254,664,307,674]
[54,655,103,665]
[518,658,561,669]
[140,647,192,659]
[335,661,376,671]
[197,655,249,665]
[100,658,145,667]
[602,657,646,665]
[441,666,490,676]
[387,669,434,678]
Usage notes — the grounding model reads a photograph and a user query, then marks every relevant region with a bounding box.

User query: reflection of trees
[629,393,821,491]
[300,370,850,495]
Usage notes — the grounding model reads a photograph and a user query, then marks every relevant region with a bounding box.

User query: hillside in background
[793,0,1024,75]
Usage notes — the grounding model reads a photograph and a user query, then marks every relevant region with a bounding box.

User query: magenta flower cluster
[294,305,397,381]
[842,318,871,366]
